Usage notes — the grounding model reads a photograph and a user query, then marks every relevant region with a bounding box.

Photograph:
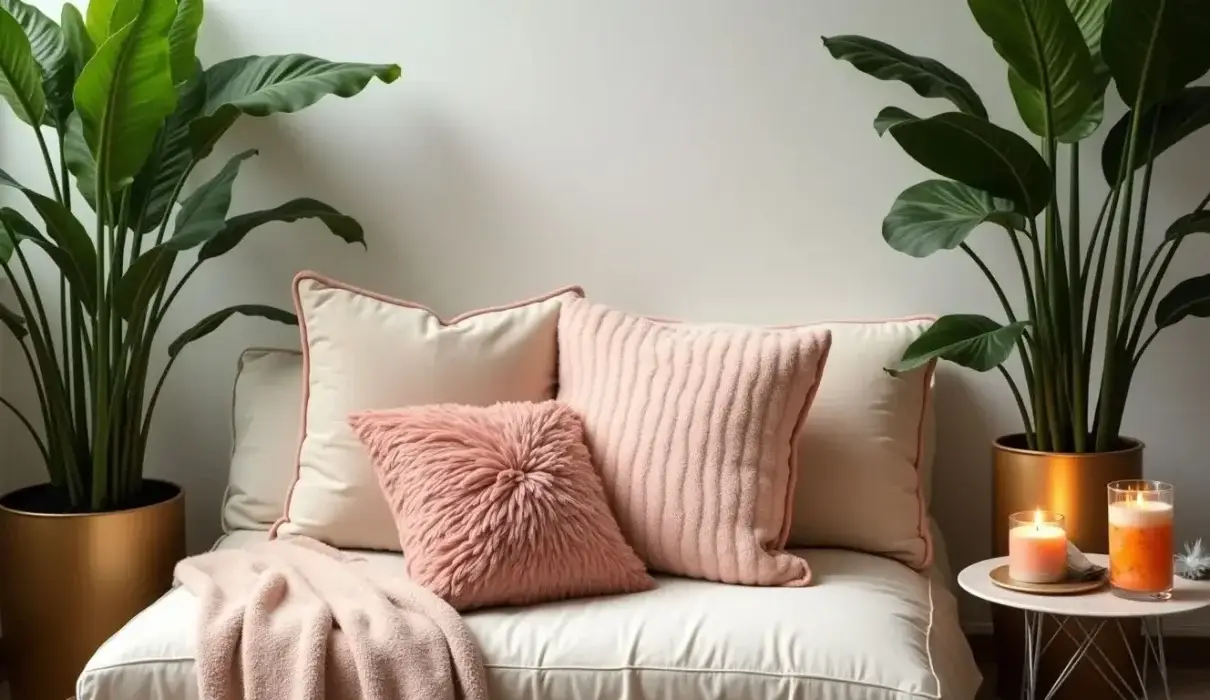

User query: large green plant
[0,0,398,511]
[825,0,1210,454]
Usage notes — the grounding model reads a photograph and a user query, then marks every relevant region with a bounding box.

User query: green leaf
[190,55,401,157]
[968,0,1097,140]
[0,167,19,189]
[1102,86,1210,184]
[115,245,173,319]
[887,112,1053,216]
[1165,211,1210,243]
[85,0,118,44]
[883,180,1026,258]
[169,304,297,358]
[1103,0,1210,110]
[61,3,94,75]
[0,207,96,313]
[0,0,73,127]
[1067,0,1111,65]
[168,148,256,249]
[889,314,1030,373]
[1156,274,1210,328]
[822,35,987,118]
[199,197,366,261]
[167,0,200,85]
[74,0,178,192]
[874,106,917,136]
[19,192,98,311]
[63,110,101,210]
[128,69,205,232]
[0,6,46,125]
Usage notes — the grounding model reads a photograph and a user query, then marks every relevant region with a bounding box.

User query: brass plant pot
[0,479,185,700]
[992,434,1143,700]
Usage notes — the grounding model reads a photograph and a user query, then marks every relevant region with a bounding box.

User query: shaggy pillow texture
[348,401,654,611]
[556,297,832,586]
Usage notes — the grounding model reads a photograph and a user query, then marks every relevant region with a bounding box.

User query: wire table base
[1020,611,1169,700]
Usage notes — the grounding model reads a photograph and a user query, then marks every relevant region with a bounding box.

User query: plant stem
[997,365,1034,447]
[962,243,1017,323]
[1096,115,1143,451]
[1024,216,1053,450]
[1134,327,1161,364]
[1126,116,1161,309]
[92,172,110,511]
[0,395,49,464]
[1067,145,1086,452]
[58,132,71,212]
[32,126,64,204]
[1080,191,1113,287]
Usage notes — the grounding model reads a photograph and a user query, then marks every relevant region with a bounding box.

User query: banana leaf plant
[0,0,399,511]
[825,0,1210,454]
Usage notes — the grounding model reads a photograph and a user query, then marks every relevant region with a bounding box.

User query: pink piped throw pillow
[348,401,655,611]
[556,297,833,586]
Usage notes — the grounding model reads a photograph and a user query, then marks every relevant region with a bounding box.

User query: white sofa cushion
[787,318,936,569]
[273,273,583,551]
[222,348,303,533]
[78,531,980,700]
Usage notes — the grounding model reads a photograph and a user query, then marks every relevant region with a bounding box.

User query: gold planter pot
[991,434,1143,700]
[0,479,185,700]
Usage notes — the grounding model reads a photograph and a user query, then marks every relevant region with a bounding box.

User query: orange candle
[1008,510,1068,583]
[1108,481,1174,600]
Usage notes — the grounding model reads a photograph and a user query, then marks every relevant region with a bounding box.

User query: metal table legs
[1020,611,1169,700]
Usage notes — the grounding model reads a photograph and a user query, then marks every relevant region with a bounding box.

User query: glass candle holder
[1108,480,1174,601]
[1008,510,1068,583]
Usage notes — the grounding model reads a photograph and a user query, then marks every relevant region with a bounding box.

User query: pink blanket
[175,536,488,700]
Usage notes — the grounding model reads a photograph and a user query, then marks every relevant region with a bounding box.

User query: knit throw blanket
[175,536,488,700]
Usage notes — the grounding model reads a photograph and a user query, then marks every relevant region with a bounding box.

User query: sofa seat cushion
[78,531,981,700]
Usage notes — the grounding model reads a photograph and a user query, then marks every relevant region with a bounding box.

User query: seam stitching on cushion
[484,663,938,697]
[82,657,197,674]
[912,357,938,571]
[270,273,586,540]
[82,658,938,698]
[926,572,941,699]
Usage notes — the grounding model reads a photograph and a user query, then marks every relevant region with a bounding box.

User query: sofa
[76,281,983,700]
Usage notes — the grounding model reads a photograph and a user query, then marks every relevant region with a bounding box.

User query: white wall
[3,0,1210,634]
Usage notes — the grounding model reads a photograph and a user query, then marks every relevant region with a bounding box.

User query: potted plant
[825,0,1209,695]
[0,0,397,696]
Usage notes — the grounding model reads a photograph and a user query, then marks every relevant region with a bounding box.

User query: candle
[1108,480,1174,600]
[1008,510,1068,583]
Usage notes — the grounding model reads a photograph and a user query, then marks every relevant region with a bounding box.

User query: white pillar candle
[1008,510,1068,583]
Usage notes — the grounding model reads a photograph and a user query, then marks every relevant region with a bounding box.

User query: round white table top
[958,555,1210,618]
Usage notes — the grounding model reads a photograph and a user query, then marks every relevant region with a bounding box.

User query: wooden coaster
[988,565,1107,595]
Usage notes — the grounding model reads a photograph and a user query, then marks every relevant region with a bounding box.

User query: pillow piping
[269,271,585,540]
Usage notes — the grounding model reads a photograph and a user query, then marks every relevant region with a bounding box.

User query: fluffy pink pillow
[557,297,832,586]
[348,401,654,610]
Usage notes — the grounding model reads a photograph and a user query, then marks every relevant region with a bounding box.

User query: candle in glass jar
[1008,510,1068,583]
[1108,481,1174,600]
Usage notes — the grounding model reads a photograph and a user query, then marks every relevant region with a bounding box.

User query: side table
[959,555,1210,700]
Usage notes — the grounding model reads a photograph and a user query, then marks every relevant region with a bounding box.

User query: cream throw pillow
[222,348,304,533]
[272,272,582,550]
[787,318,936,570]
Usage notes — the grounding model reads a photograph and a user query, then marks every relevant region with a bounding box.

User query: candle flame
[1034,508,1043,529]
[1136,490,1145,505]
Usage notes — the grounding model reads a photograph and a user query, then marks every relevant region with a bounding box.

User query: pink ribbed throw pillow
[348,401,654,610]
[556,298,833,586]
